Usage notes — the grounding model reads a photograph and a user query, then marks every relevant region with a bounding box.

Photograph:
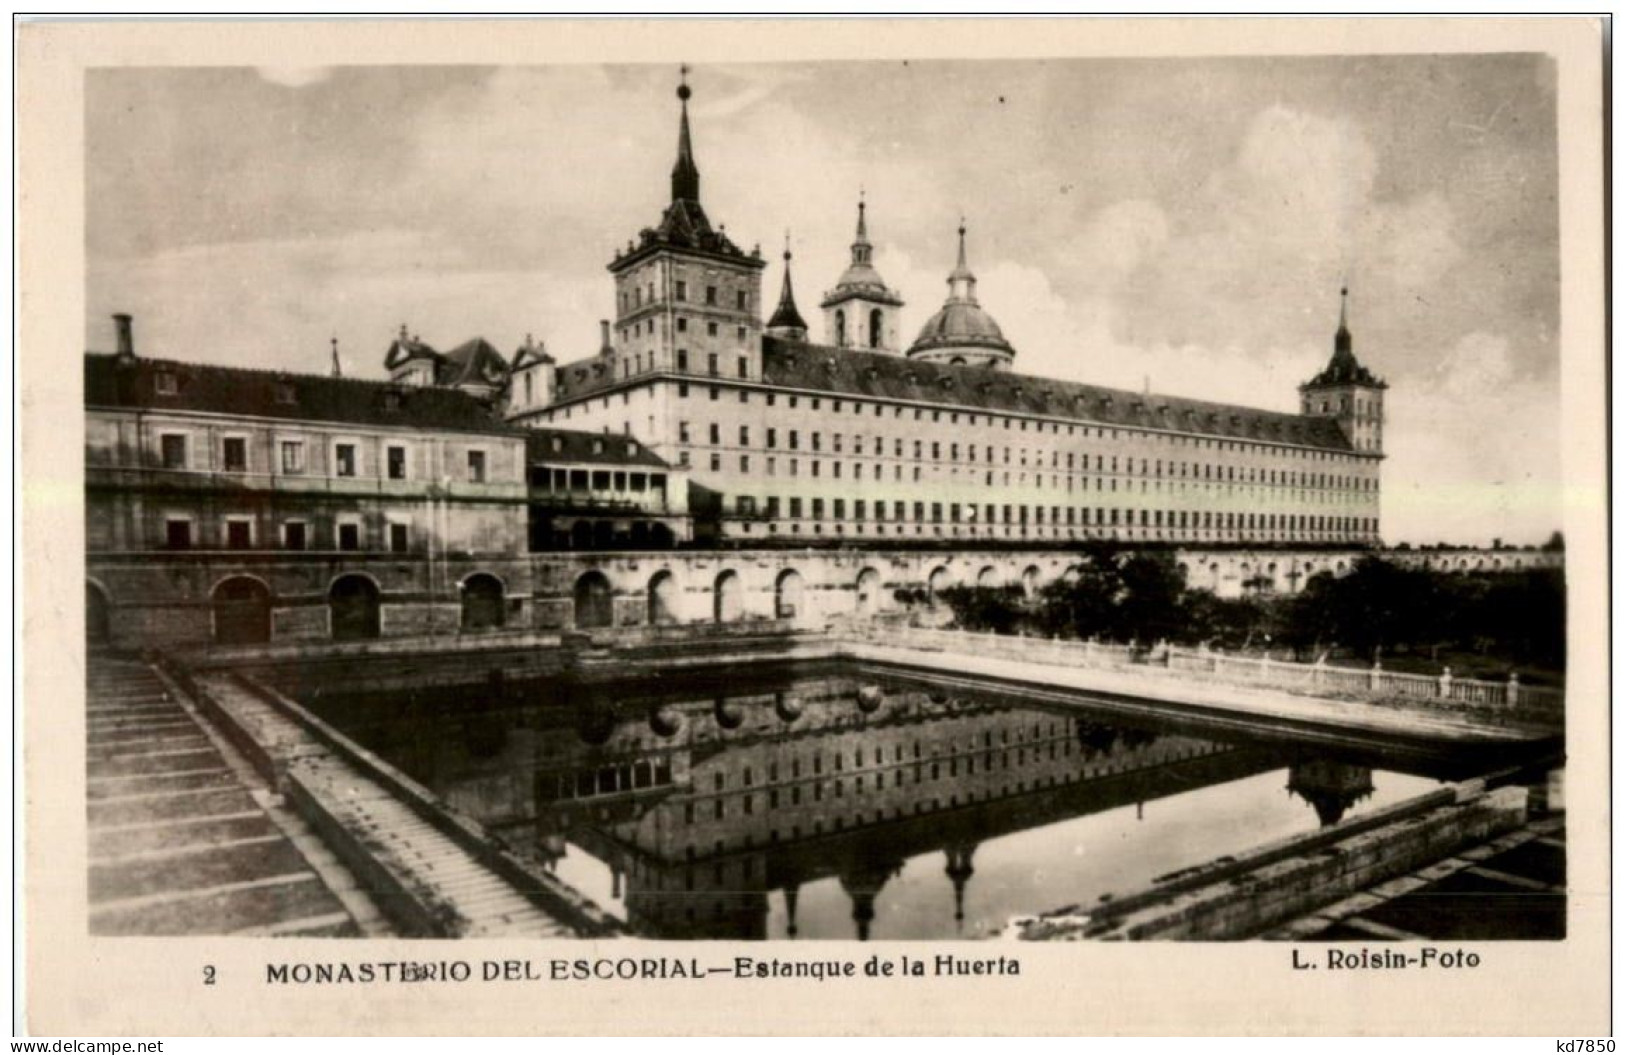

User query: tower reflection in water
[311,670,1418,941]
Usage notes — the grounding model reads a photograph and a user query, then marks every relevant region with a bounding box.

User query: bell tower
[1300,287,1387,454]
[820,194,904,352]
[606,67,766,382]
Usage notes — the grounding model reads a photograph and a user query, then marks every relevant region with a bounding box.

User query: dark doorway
[461,574,505,631]
[213,577,272,646]
[573,571,614,630]
[329,575,381,641]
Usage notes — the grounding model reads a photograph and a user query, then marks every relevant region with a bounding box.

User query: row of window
[620,280,750,313]
[673,424,1373,489]
[722,496,1375,534]
[159,515,411,553]
[703,720,1073,790]
[647,383,1370,463]
[154,433,489,483]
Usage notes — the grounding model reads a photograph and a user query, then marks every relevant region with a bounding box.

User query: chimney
[599,319,613,355]
[113,313,135,359]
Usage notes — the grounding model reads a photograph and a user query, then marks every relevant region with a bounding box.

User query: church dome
[911,300,1013,353]
[905,222,1015,369]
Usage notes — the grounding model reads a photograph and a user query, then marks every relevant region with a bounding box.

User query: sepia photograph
[20,15,1609,1037]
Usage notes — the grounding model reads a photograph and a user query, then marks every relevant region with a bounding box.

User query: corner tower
[607,67,766,382]
[1300,288,1387,454]
[820,195,904,352]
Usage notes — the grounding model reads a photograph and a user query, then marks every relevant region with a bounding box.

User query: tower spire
[947,218,977,303]
[1335,285,1352,355]
[671,64,700,204]
[330,335,341,378]
[766,229,809,340]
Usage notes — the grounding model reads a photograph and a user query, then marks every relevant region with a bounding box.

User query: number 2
[203,965,216,986]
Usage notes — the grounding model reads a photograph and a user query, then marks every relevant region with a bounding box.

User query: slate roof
[525,428,672,469]
[439,337,511,388]
[85,353,521,435]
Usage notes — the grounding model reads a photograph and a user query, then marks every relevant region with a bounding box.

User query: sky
[86,55,1562,546]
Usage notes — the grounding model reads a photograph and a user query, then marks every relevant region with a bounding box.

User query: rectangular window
[164,519,191,550]
[221,437,247,472]
[676,280,687,301]
[737,356,748,379]
[706,285,718,305]
[736,289,747,310]
[766,428,777,448]
[338,522,361,551]
[467,450,487,483]
[739,425,750,445]
[677,349,689,371]
[283,521,307,551]
[335,443,357,477]
[280,440,305,474]
[707,353,718,376]
[812,498,824,519]
[160,433,187,470]
[225,519,252,550]
[709,423,721,444]
[387,445,407,480]
[389,523,409,553]
[789,497,803,518]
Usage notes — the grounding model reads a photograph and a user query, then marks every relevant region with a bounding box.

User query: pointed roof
[611,67,764,273]
[671,66,700,204]
[822,194,903,308]
[382,324,439,371]
[767,241,809,333]
[511,333,554,370]
[1304,287,1386,389]
[440,337,511,389]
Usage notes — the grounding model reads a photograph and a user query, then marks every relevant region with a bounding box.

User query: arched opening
[647,570,679,625]
[926,566,951,605]
[774,569,805,621]
[855,567,882,614]
[868,308,883,349]
[650,522,676,549]
[948,356,967,366]
[1021,565,1041,599]
[976,566,999,587]
[834,309,847,348]
[328,575,380,642]
[570,521,593,550]
[215,577,274,646]
[713,570,743,623]
[86,583,111,647]
[460,574,505,631]
[592,521,616,550]
[629,521,651,548]
[573,571,614,630]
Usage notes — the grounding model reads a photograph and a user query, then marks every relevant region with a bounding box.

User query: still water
[305,664,1450,940]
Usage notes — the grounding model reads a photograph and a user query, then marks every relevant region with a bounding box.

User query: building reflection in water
[311,668,1407,940]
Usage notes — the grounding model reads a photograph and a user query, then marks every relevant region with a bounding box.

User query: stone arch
[1021,565,1041,599]
[774,568,805,621]
[460,573,505,631]
[328,574,380,642]
[854,567,883,615]
[976,566,999,587]
[85,581,111,646]
[213,576,273,646]
[714,569,743,623]
[573,570,614,630]
[926,565,952,605]
[650,522,675,549]
[647,569,679,625]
